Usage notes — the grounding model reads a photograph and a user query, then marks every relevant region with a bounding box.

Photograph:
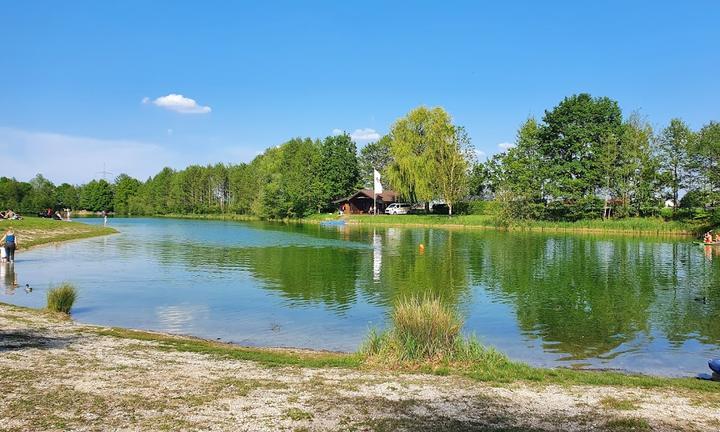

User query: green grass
[284,408,314,421]
[603,417,651,431]
[0,300,708,394]
[362,296,507,367]
[3,216,117,249]
[46,283,77,314]
[96,327,363,369]
[144,211,706,236]
[599,396,640,411]
[344,214,700,235]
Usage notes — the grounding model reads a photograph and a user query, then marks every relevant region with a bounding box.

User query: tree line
[1,94,718,223]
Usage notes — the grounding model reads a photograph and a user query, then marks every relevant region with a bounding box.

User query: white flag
[373,169,383,195]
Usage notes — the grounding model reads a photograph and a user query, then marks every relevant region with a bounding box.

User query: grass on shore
[150,211,703,236]
[2,216,117,249]
[50,301,706,394]
[361,296,507,368]
[344,214,700,235]
[96,321,720,393]
[46,283,77,314]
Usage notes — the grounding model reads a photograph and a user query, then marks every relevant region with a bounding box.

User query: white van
[385,203,412,215]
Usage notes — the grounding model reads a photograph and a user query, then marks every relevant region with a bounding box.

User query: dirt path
[1,304,719,432]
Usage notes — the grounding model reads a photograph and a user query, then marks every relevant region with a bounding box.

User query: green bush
[659,207,674,219]
[46,283,77,314]
[712,208,720,226]
[361,296,509,366]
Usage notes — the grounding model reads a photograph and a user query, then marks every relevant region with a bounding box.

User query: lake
[2,217,719,376]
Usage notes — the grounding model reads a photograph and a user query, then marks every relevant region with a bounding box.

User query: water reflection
[1,263,18,295]
[4,218,719,374]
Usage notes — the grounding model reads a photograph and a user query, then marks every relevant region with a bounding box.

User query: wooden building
[334,189,399,214]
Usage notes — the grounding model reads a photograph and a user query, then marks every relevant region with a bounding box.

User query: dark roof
[333,189,398,204]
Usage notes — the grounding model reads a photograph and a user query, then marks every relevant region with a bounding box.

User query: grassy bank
[2,301,714,392]
[342,214,703,235]
[1,217,117,249]
[2,302,719,431]
[145,212,705,236]
[61,310,715,393]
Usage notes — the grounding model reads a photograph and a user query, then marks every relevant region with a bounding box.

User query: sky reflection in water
[2,218,719,376]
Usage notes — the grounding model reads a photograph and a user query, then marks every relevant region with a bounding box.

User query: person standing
[1,227,17,263]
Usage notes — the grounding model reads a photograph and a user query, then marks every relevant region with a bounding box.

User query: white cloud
[498,142,515,151]
[143,93,212,114]
[475,149,486,159]
[0,127,182,184]
[331,128,344,136]
[349,128,380,141]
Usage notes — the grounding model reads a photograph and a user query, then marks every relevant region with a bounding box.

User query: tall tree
[80,179,114,211]
[113,174,141,215]
[386,106,454,204]
[319,133,360,203]
[27,174,56,211]
[55,183,80,210]
[491,118,545,220]
[538,94,624,208]
[433,126,473,215]
[694,121,720,205]
[657,118,695,209]
[358,135,393,189]
[617,114,657,216]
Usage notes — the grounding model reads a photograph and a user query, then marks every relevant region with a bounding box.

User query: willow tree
[386,107,445,203]
[386,106,471,213]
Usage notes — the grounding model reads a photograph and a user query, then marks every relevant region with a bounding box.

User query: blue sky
[2,1,719,184]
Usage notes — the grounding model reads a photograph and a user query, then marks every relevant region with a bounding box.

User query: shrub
[361,296,510,366]
[712,208,720,227]
[47,283,77,314]
[392,296,461,360]
[659,207,674,220]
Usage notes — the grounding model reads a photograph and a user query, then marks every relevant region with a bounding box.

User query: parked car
[385,203,412,215]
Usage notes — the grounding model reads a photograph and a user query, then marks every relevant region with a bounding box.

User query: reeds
[46,283,77,314]
[362,295,509,367]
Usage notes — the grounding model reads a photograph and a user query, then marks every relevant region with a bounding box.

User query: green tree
[55,183,80,210]
[433,126,473,215]
[538,94,624,216]
[319,133,360,204]
[26,174,56,211]
[492,118,545,220]
[113,174,141,215]
[80,179,114,211]
[694,121,720,205]
[617,114,658,216]
[386,106,452,203]
[657,118,695,210]
[358,135,393,189]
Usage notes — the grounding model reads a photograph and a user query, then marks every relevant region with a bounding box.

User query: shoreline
[0,301,714,387]
[2,302,720,431]
[152,212,702,237]
[2,217,118,251]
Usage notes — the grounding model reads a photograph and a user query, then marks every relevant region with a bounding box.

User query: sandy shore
[1,304,719,431]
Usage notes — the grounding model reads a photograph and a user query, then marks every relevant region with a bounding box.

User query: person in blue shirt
[1,227,17,263]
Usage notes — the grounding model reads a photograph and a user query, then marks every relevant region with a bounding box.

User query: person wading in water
[1,227,17,263]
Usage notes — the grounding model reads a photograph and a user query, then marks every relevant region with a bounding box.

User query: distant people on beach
[0,209,20,220]
[1,227,17,263]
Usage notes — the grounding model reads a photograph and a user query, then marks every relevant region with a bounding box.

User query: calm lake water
[2,218,719,376]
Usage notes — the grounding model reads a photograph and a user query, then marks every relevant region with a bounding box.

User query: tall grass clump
[361,296,510,368]
[46,283,77,314]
